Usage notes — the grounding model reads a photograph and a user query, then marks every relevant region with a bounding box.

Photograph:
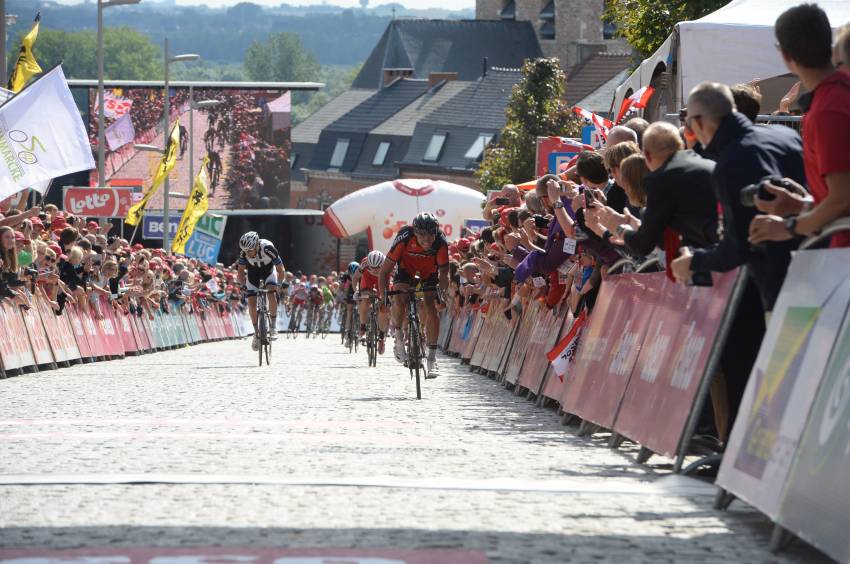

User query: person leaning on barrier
[748,4,850,249]
[588,122,718,259]
[671,81,806,312]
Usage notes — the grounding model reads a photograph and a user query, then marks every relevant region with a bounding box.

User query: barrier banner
[483,312,514,374]
[541,310,576,402]
[116,309,139,354]
[470,313,496,369]
[67,306,95,360]
[461,312,484,362]
[613,270,737,458]
[95,297,126,358]
[777,301,850,564]
[0,300,36,371]
[35,297,81,364]
[717,249,850,520]
[517,307,565,394]
[131,314,152,352]
[504,301,539,385]
[560,275,655,428]
[82,306,108,358]
[20,299,55,367]
[495,314,519,377]
[448,308,471,354]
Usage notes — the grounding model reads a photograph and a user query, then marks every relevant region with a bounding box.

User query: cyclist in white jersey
[236,231,286,351]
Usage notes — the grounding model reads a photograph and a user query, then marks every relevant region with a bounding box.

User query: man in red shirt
[749,4,850,247]
[379,212,449,377]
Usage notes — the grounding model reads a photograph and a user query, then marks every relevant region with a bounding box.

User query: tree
[475,58,582,193]
[604,0,730,57]
[243,32,321,83]
[25,27,160,80]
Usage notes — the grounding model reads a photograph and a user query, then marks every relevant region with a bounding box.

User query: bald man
[615,121,718,258]
[606,125,638,147]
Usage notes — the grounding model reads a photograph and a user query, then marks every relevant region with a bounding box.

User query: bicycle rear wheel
[258,305,267,367]
[409,315,422,400]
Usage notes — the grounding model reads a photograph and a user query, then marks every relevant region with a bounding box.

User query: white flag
[0,65,95,201]
[105,112,135,151]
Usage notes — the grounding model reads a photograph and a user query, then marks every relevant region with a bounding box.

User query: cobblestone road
[0,337,829,563]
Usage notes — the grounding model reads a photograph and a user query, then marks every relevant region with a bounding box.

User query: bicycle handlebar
[387,286,439,296]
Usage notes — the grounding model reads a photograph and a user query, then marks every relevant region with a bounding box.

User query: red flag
[572,106,613,141]
[546,310,587,382]
[615,86,655,124]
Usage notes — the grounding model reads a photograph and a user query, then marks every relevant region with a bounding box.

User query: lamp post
[187,86,220,197]
[97,0,141,196]
[161,38,199,252]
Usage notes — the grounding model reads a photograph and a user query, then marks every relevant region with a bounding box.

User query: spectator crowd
[441,3,850,445]
[0,204,245,325]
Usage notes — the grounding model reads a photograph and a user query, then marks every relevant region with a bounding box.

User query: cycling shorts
[393,269,438,288]
[245,268,278,296]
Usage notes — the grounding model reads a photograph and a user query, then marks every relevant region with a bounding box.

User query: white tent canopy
[613,0,850,120]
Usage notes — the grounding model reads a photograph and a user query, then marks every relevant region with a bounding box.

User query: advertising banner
[613,270,738,457]
[183,213,228,265]
[142,212,180,240]
[63,186,134,218]
[777,303,850,564]
[717,249,850,519]
[560,274,655,428]
[534,137,593,177]
[463,218,490,235]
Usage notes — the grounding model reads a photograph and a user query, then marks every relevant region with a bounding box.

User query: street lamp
[187,94,220,199]
[97,0,141,207]
[161,38,199,251]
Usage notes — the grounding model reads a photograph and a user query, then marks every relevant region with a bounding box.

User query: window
[289,153,298,170]
[539,20,555,40]
[499,0,516,20]
[329,138,349,168]
[372,141,391,166]
[464,133,493,160]
[423,133,447,162]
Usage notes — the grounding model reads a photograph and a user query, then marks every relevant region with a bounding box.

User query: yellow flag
[172,156,210,254]
[8,14,42,93]
[125,120,181,227]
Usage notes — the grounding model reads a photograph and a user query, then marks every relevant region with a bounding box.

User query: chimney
[482,57,488,77]
[382,68,414,87]
[427,72,459,89]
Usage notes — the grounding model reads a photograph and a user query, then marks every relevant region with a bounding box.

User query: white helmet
[239,231,259,251]
[366,250,385,269]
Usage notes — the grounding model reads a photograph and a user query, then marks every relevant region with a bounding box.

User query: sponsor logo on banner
[463,218,489,234]
[717,250,850,521]
[183,213,227,265]
[63,186,134,218]
[142,213,180,240]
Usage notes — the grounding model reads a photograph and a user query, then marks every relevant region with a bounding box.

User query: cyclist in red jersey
[378,212,449,377]
[352,250,390,354]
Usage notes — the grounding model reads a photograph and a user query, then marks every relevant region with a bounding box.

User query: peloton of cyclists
[351,250,390,355]
[378,212,449,378]
[236,231,286,351]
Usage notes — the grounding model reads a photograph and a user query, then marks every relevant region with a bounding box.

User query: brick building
[475,0,628,70]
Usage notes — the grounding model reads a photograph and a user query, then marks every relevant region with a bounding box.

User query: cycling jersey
[239,240,283,294]
[358,258,379,291]
[387,225,449,278]
[321,286,334,304]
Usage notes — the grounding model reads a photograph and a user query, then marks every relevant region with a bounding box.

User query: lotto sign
[534,137,593,177]
[63,186,134,218]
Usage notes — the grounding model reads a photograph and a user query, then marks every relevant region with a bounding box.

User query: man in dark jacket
[671,81,806,312]
[617,122,719,256]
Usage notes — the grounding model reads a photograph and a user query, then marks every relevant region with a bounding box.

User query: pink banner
[0,300,36,370]
[560,275,656,429]
[612,271,737,457]
[517,307,566,394]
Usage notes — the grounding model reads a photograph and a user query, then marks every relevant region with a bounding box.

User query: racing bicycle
[387,284,436,399]
[256,280,274,366]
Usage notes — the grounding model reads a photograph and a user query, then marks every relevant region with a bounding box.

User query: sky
[53,0,475,10]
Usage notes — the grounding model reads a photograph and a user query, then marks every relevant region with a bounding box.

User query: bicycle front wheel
[409,316,422,400]
[258,308,267,367]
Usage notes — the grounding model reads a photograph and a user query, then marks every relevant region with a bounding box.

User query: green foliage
[244,32,321,83]
[292,64,362,125]
[604,0,730,57]
[26,27,161,80]
[475,58,582,193]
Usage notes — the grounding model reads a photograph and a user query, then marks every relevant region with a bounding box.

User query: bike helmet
[412,212,439,235]
[366,250,385,269]
[347,261,360,274]
[239,231,259,251]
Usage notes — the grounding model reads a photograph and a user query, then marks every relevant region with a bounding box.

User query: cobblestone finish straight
[0,337,831,563]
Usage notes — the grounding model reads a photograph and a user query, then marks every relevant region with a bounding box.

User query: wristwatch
[784,216,798,236]
[553,200,564,210]
[615,224,627,236]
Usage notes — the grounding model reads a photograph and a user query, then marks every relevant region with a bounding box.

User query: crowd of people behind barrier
[442,5,850,447]
[0,203,246,327]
